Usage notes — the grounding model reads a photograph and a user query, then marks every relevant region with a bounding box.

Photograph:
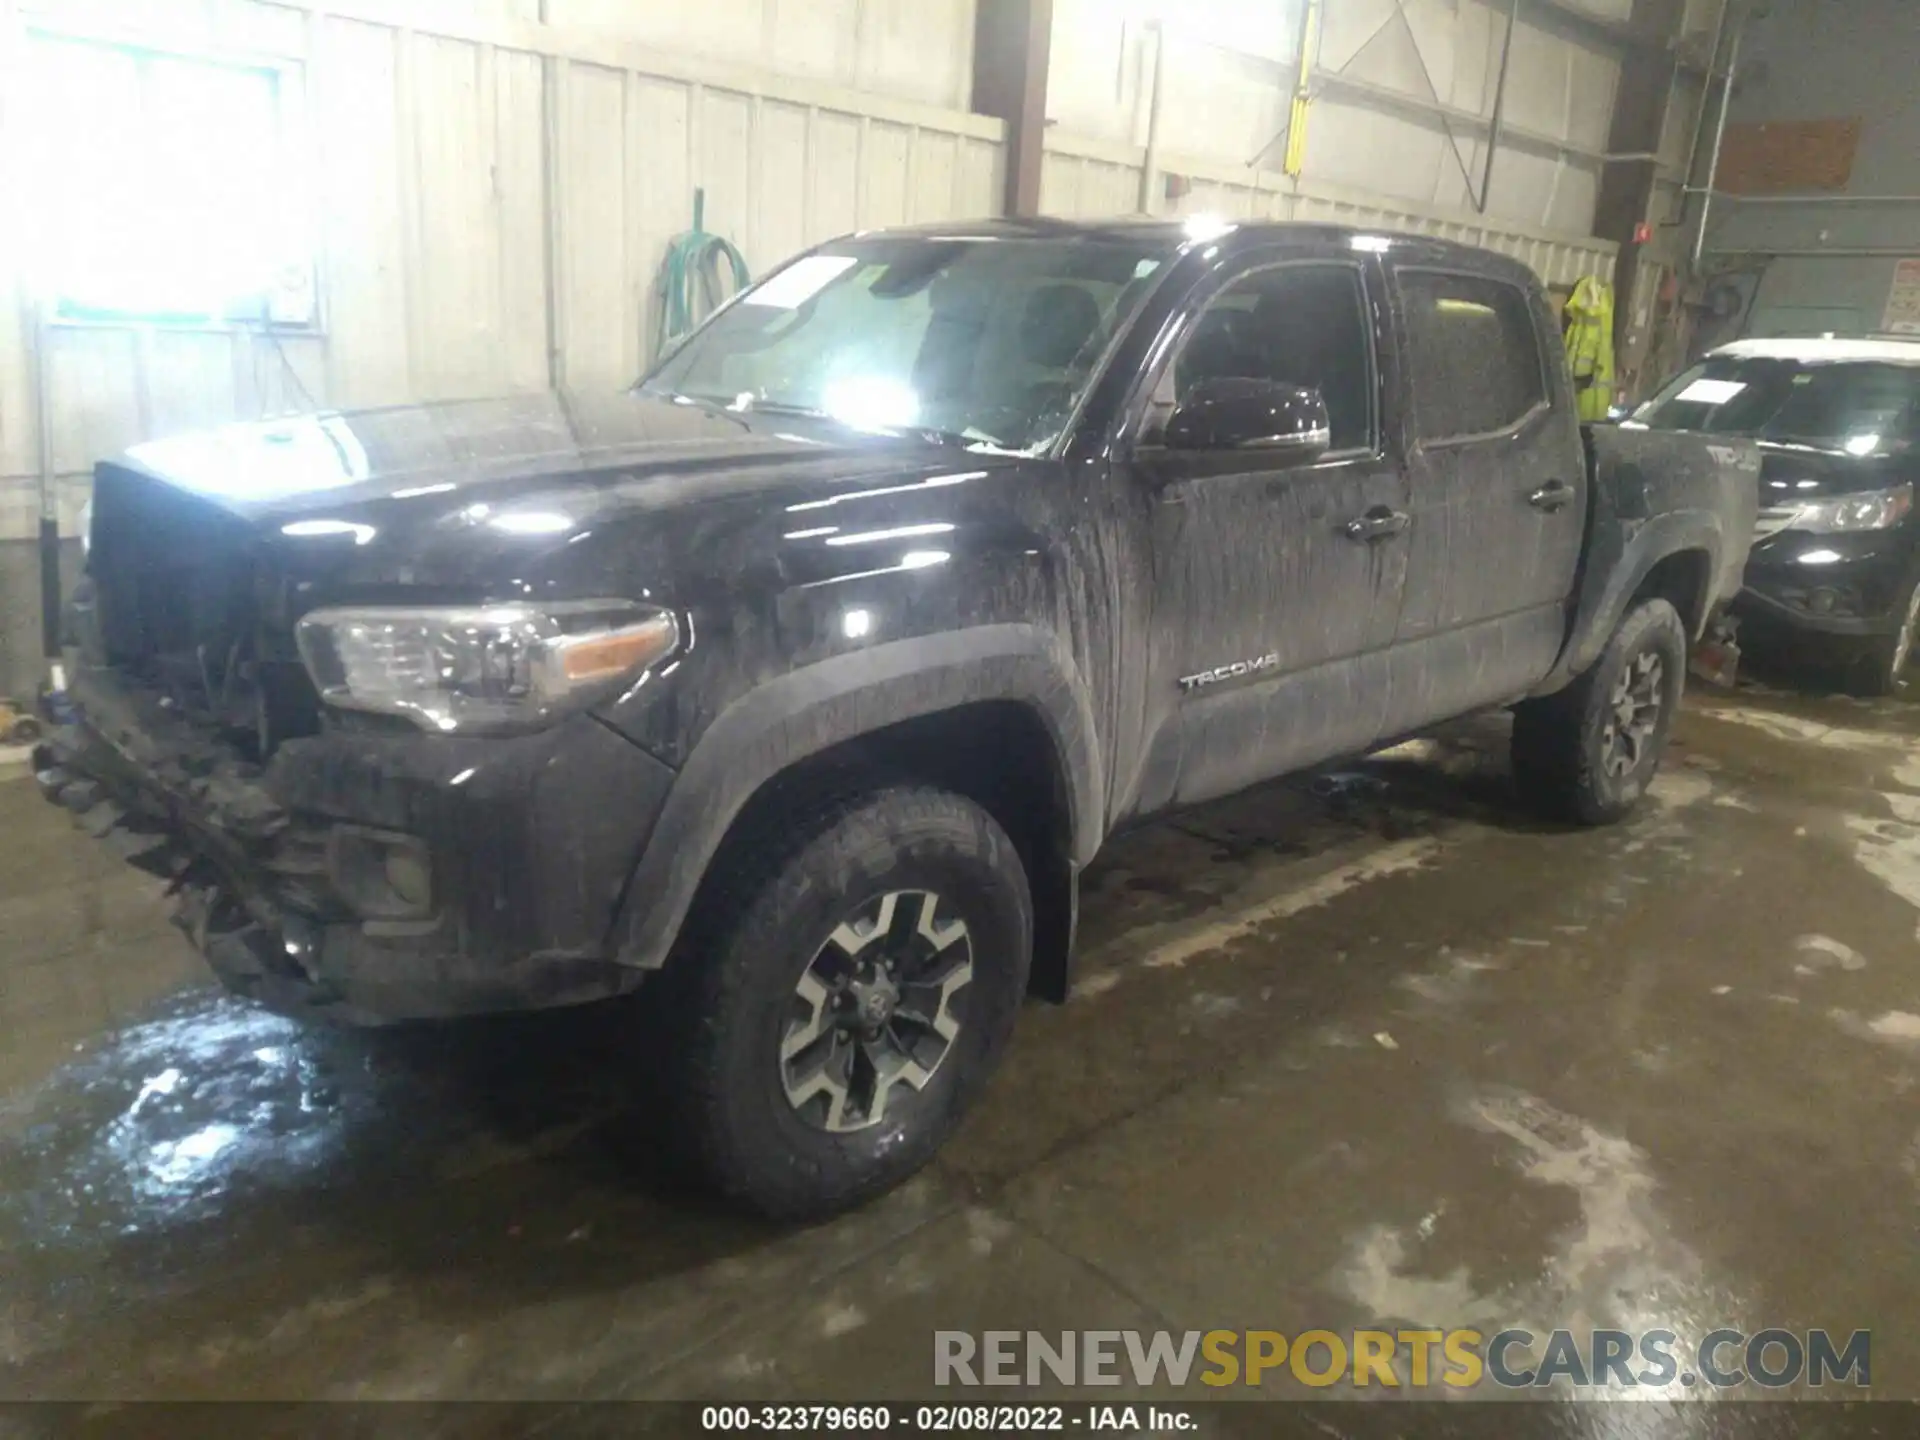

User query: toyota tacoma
[36,220,1758,1216]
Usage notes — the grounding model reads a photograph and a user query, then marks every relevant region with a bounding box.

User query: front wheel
[658,786,1031,1219]
[1844,573,1920,698]
[1511,597,1688,825]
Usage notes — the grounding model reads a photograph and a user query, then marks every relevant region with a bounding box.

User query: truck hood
[113,389,966,522]
[97,389,1020,597]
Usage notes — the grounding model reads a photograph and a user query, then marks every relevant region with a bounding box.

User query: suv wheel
[660,786,1031,1218]
[1511,597,1687,825]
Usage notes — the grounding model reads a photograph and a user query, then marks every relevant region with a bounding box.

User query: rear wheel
[658,786,1031,1218]
[1511,597,1687,825]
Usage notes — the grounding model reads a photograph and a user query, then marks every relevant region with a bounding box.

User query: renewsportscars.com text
[934,1328,1871,1391]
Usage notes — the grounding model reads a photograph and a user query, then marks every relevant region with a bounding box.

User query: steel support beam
[972,0,1053,217]
[1593,0,1689,374]
[1524,0,1712,80]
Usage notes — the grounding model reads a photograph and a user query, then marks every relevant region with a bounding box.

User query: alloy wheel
[779,890,973,1133]
[1601,650,1665,778]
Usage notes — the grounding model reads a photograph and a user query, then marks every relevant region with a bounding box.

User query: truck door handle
[1528,480,1574,511]
[1343,506,1410,542]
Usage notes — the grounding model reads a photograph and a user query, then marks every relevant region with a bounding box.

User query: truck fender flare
[611,623,1103,971]
[1535,509,1728,696]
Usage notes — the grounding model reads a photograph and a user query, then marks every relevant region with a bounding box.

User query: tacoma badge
[1179,652,1281,693]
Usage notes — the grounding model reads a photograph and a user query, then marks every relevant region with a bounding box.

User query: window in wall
[1399,272,1546,441]
[1154,262,1376,453]
[20,32,314,326]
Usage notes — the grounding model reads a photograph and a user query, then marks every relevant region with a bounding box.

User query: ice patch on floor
[1844,812,1920,932]
[1071,970,1122,1000]
[1188,991,1242,1019]
[1695,707,1899,751]
[965,1206,1015,1257]
[1794,934,1868,972]
[716,1351,776,1382]
[1333,1090,1701,1393]
[1648,768,1713,810]
[1831,1008,1920,1048]
[819,1301,867,1338]
[1340,1226,1506,1330]
[1397,953,1499,1006]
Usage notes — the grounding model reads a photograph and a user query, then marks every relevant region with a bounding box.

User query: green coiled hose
[652,188,751,361]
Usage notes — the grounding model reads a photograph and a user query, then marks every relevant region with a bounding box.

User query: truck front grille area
[86,464,321,760]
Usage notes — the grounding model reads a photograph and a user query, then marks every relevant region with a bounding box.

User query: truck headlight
[1782,484,1913,534]
[295,601,677,733]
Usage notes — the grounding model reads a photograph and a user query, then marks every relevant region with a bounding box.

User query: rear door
[1121,251,1412,816]
[1385,266,1585,734]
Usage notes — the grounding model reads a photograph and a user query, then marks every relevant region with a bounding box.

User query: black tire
[1843,572,1920,698]
[1511,597,1688,825]
[657,786,1031,1219]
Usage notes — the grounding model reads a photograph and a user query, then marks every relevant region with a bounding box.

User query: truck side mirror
[1163,379,1332,459]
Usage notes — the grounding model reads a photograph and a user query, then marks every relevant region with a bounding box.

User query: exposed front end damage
[36,666,673,1022]
[41,458,678,1022]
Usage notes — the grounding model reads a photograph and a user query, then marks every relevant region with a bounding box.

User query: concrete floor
[3,677,1918,1420]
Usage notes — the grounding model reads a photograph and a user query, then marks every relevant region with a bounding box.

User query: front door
[1386,265,1587,735]
[1123,255,1412,816]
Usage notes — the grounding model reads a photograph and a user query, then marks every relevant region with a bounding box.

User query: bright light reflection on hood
[129,416,371,501]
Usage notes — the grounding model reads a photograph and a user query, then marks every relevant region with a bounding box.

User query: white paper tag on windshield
[1676,377,1746,405]
[743,255,858,309]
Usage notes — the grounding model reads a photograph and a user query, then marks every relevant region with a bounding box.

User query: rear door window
[1398,271,1547,442]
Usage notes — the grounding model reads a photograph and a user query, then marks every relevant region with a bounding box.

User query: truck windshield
[640,235,1177,453]
[1632,356,1920,456]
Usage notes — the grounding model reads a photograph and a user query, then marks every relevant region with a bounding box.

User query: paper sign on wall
[1881,259,1920,335]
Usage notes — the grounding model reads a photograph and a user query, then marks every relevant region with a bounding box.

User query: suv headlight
[1781,484,1913,534]
[295,600,677,733]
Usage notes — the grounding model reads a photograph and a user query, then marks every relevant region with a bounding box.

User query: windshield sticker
[1676,378,1747,405]
[744,255,859,309]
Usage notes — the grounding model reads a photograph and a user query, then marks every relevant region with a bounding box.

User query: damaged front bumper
[35,664,676,1023]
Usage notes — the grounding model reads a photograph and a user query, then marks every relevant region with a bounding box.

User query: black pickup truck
[35,219,1757,1216]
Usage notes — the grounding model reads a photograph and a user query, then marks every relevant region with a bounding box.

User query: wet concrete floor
[2,678,1918,1426]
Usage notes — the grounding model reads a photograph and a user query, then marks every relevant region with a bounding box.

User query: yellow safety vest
[1564,276,1616,422]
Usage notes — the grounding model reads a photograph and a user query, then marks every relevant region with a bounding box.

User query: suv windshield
[1632,355,1920,455]
[641,235,1176,453]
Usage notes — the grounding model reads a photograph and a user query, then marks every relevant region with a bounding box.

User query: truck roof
[850,216,1539,283]
[1711,336,1920,365]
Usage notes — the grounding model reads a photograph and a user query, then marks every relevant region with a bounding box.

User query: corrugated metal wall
[0,0,1006,548]
[1045,0,1627,248]
[1041,133,1618,289]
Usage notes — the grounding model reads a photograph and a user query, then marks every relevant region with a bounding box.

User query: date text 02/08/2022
[700,1405,1193,1432]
